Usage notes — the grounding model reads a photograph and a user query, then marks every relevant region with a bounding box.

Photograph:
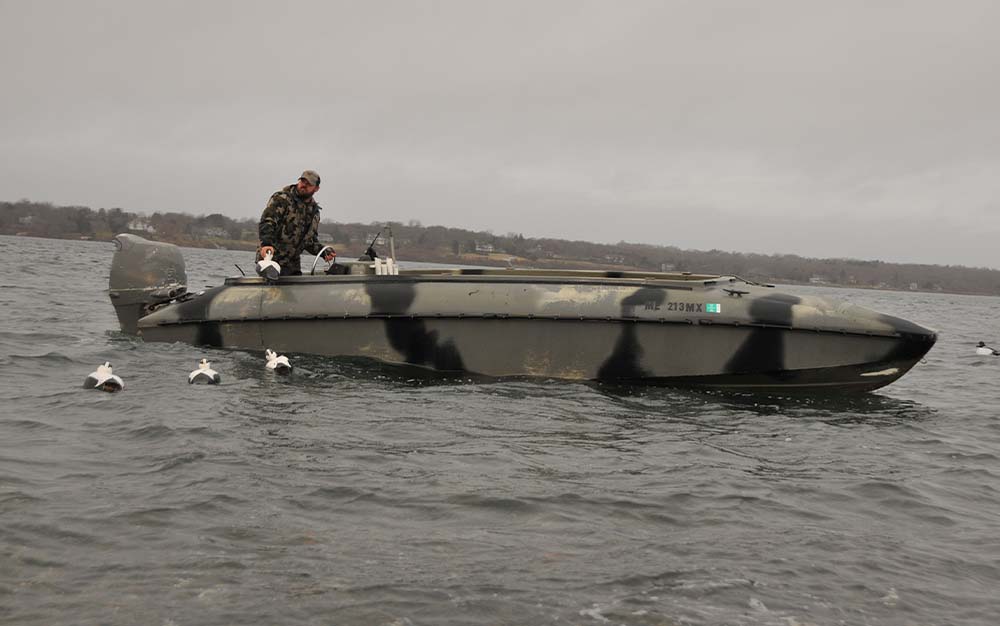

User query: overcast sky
[3,1,999,268]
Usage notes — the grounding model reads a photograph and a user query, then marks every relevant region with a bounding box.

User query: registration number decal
[641,301,721,313]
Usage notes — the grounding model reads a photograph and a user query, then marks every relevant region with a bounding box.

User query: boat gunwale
[222,272,728,290]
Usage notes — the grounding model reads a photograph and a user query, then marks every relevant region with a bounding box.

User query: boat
[107,233,937,392]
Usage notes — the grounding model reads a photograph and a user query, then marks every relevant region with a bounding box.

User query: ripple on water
[139,451,208,474]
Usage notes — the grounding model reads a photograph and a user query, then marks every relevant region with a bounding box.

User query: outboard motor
[108,234,187,334]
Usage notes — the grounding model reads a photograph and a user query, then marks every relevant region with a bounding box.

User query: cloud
[2,0,999,268]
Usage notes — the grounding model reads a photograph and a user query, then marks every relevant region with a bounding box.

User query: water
[2,234,999,625]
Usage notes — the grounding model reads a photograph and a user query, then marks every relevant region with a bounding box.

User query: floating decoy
[265,349,292,374]
[84,362,125,392]
[976,341,999,356]
[188,358,221,384]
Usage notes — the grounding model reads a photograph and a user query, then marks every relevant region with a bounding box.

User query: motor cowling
[108,233,187,334]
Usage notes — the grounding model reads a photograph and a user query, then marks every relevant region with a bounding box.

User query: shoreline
[5,231,992,298]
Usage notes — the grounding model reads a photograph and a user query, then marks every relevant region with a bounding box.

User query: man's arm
[302,213,334,260]
[258,193,288,255]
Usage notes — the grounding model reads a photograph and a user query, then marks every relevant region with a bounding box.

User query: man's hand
[260,245,275,259]
[322,248,337,262]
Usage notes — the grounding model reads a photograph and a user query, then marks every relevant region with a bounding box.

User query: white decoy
[264,349,292,374]
[256,250,281,282]
[976,342,999,356]
[84,362,125,392]
[188,358,221,384]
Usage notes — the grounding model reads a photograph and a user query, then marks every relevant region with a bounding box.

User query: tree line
[3,198,999,295]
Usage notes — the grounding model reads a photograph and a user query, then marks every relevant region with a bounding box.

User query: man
[257,169,336,276]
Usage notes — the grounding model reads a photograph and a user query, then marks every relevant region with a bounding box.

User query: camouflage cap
[299,170,321,186]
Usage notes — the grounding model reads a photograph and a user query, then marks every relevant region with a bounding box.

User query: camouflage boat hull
[109,234,936,392]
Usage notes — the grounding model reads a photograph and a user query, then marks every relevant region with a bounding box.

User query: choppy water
[1,234,999,625]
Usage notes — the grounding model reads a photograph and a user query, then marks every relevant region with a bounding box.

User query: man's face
[296,178,319,197]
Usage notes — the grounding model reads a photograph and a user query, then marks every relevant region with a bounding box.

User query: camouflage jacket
[256,184,326,274]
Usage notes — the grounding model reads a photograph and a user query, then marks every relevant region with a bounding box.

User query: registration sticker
[705,303,721,313]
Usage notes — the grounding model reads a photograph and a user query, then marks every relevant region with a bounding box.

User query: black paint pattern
[166,287,226,347]
[877,313,937,363]
[366,281,465,371]
[597,287,667,380]
[724,294,800,375]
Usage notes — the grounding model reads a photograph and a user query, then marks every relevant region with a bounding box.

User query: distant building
[203,227,228,238]
[18,215,34,225]
[128,218,156,233]
[365,233,387,246]
[605,255,625,265]
[475,242,494,254]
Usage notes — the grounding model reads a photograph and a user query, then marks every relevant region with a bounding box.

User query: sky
[3,1,999,268]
